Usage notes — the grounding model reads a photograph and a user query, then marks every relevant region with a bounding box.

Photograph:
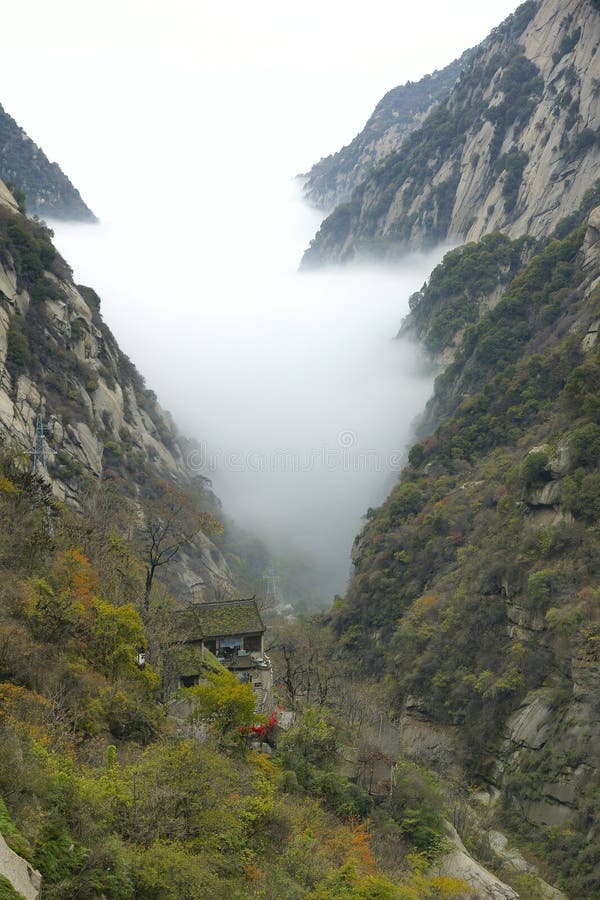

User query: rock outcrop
[303,0,600,266]
[0,832,41,900]
[332,201,600,894]
[433,823,518,899]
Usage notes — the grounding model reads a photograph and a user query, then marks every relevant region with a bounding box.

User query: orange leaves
[52,548,99,603]
[22,548,99,641]
[349,820,376,874]
[0,681,50,722]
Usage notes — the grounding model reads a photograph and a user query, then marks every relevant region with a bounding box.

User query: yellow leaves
[0,475,19,494]
[426,875,472,896]
[0,682,50,723]
[187,669,256,734]
[242,848,265,883]
[249,750,282,787]
[89,599,147,681]
[397,855,471,899]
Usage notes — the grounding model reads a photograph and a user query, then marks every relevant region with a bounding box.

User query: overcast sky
[0,0,521,213]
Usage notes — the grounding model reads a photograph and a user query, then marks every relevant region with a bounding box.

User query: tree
[268,616,339,709]
[187,669,256,739]
[138,482,222,611]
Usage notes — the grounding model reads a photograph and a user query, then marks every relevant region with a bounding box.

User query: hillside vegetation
[0,444,478,899]
[331,191,600,896]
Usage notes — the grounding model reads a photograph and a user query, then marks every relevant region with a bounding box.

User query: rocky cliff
[332,192,600,895]
[0,179,232,601]
[0,102,95,221]
[0,832,41,900]
[300,48,474,212]
[302,0,600,267]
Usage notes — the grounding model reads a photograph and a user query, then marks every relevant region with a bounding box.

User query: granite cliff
[303,0,600,266]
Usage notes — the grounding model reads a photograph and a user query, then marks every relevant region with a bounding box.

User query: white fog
[50,172,448,599]
[0,0,520,601]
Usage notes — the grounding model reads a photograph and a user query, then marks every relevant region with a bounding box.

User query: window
[218,636,242,651]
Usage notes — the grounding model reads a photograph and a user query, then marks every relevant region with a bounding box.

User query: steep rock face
[433,824,518,899]
[334,205,600,894]
[300,49,474,211]
[0,832,41,900]
[0,102,95,221]
[0,181,232,601]
[303,0,600,266]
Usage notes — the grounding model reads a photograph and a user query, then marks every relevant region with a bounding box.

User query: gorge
[0,0,599,897]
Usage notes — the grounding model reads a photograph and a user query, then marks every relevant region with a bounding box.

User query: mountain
[330,185,600,895]
[302,0,600,266]
[0,200,477,900]
[0,179,230,600]
[300,48,474,212]
[0,102,96,221]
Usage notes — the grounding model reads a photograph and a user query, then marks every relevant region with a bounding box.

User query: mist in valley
[51,177,447,601]
[0,0,521,603]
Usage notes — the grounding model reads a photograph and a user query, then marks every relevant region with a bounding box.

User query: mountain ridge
[300,46,475,212]
[0,102,96,222]
[302,0,600,267]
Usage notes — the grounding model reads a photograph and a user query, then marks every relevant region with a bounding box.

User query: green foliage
[552,26,582,65]
[409,233,529,353]
[0,796,33,861]
[88,599,148,681]
[303,48,475,210]
[0,876,21,900]
[569,423,600,468]
[0,103,94,220]
[279,707,339,786]
[497,148,529,212]
[126,841,222,899]
[385,762,447,857]
[562,471,600,522]
[522,450,550,487]
[312,772,373,820]
[330,192,600,896]
[5,318,30,370]
[187,668,256,736]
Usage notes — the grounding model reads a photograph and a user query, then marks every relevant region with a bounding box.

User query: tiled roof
[179,599,265,641]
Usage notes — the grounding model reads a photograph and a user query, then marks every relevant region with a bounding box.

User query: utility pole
[263,566,284,609]
[30,412,54,537]
[31,413,49,477]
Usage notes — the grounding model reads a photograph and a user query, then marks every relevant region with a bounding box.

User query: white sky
[0,0,521,213]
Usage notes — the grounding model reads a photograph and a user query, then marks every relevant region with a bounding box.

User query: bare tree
[138,482,221,611]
